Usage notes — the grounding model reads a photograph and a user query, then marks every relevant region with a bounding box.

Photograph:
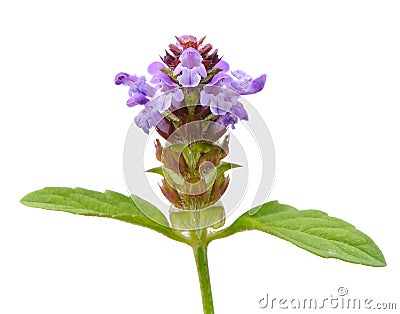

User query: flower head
[115,35,267,213]
[115,35,267,135]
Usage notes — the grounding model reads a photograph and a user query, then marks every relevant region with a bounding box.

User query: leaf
[20,187,188,244]
[210,201,386,267]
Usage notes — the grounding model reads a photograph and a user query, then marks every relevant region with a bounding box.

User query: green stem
[193,241,214,314]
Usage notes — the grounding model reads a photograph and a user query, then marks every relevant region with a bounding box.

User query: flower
[134,105,160,134]
[229,70,267,95]
[114,72,133,85]
[126,93,149,107]
[209,60,233,86]
[115,35,267,212]
[115,72,156,107]
[200,86,249,128]
[151,88,184,111]
[147,62,184,110]
[216,103,249,128]
[200,85,238,115]
[148,62,177,89]
[115,35,267,134]
[173,48,207,87]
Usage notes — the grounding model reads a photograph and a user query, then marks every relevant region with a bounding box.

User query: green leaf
[20,187,188,244]
[210,201,386,267]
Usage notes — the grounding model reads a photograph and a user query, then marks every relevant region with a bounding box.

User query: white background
[1,0,399,313]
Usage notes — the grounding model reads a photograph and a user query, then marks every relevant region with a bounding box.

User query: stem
[193,241,214,314]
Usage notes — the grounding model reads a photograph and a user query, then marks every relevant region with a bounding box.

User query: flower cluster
[115,35,266,135]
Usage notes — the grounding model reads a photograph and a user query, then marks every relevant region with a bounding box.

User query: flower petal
[197,64,207,78]
[209,72,233,85]
[172,89,184,102]
[150,72,176,87]
[126,93,149,107]
[217,113,238,128]
[173,64,183,76]
[241,74,267,95]
[231,103,249,120]
[134,107,153,133]
[180,47,202,69]
[214,60,229,72]
[177,68,201,87]
[231,70,248,79]
[115,72,137,86]
[152,94,172,111]
[148,62,165,75]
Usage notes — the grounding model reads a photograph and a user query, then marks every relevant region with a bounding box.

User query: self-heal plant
[21,35,386,314]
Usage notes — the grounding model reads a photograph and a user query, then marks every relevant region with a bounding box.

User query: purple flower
[115,72,133,85]
[148,62,180,92]
[115,35,267,135]
[214,60,229,72]
[216,102,249,129]
[209,60,233,86]
[216,103,249,129]
[216,113,238,128]
[126,93,149,107]
[201,85,249,128]
[128,76,157,97]
[151,89,184,111]
[200,86,235,115]
[173,48,207,87]
[115,72,149,92]
[115,72,157,107]
[231,103,249,121]
[134,105,163,134]
[148,62,175,87]
[229,70,266,95]
[147,62,185,108]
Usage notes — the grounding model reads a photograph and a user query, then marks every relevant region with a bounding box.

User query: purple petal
[209,72,233,85]
[173,64,183,76]
[115,72,129,85]
[177,68,201,87]
[200,90,212,105]
[126,93,149,107]
[210,105,226,115]
[217,113,238,129]
[115,72,137,86]
[172,89,184,102]
[231,103,249,120]
[151,94,173,111]
[180,48,202,69]
[134,108,152,134]
[148,62,165,75]
[197,64,207,78]
[214,60,229,72]
[150,109,164,126]
[241,74,267,95]
[230,81,244,91]
[231,70,248,79]
[150,72,176,87]
[209,94,233,115]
